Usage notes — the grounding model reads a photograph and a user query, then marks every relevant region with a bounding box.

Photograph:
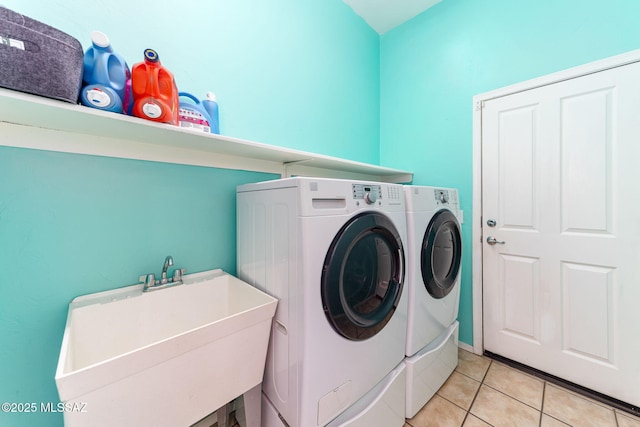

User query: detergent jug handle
[178,92,201,105]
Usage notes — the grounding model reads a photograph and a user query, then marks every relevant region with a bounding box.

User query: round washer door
[321,212,405,341]
[421,209,462,299]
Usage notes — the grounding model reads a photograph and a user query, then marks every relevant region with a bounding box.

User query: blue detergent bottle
[203,92,220,134]
[81,31,132,114]
[178,92,220,134]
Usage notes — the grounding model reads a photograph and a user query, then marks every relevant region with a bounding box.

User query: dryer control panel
[353,184,382,204]
[434,189,451,205]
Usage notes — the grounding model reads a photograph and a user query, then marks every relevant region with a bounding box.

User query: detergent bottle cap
[206,92,217,102]
[144,48,160,63]
[90,31,110,48]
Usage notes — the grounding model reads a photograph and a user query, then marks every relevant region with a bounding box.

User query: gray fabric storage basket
[0,7,83,103]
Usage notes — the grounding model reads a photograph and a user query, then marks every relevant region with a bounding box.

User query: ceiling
[342,0,441,34]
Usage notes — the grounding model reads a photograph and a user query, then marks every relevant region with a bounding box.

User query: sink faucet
[141,255,186,292]
[160,256,174,284]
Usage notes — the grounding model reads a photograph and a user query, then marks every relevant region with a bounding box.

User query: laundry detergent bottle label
[178,92,220,133]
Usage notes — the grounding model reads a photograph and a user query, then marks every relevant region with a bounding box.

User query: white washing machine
[237,178,407,427]
[403,186,463,418]
[237,177,408,427]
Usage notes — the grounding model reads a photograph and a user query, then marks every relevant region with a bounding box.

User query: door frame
[470,49,640,355]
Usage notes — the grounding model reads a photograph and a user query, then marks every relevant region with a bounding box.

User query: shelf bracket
[282,159,313,178]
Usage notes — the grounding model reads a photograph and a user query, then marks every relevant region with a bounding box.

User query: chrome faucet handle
[172,268,186,283]
[141,273,156,291]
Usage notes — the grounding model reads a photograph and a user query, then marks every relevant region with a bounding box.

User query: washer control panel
[353,184,382,204]
[434,189,450,204]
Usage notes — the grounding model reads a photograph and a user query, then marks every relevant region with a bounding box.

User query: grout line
[614,408,640,425]
[429,352,495,426]
[434,392,474,425]
[478,381,543,418]
[464,359,493,426]
[539,383,582,427]
[459,411,470,426]
[542,413,572,427]
[539,382,546,427]
[479,374,544,413]
[481,359,493,383]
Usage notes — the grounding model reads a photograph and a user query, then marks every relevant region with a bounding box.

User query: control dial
[364,191,378,204]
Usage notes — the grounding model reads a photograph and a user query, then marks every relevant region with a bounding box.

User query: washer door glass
[322,212,405,341]
[421,209,462,299]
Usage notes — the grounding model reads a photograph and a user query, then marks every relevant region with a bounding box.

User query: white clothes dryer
[403,186,463,418]
[237,177,408,427]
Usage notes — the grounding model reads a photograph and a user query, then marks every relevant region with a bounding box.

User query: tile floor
[209,348,640,427]
[406,348,640,427]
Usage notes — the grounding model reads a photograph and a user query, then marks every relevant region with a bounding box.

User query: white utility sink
[55,269,277,427]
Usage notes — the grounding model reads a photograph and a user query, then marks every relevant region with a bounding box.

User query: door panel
[500,105,538,230]
[500,254,539,342]
[482,61,640,406]
[561,88,613,234]
[561,262,614,363]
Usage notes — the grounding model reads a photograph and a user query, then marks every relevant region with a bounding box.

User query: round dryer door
[321,212,405,341]
[421,209,462,299]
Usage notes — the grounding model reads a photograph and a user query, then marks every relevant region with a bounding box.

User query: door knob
[486,236,505,245]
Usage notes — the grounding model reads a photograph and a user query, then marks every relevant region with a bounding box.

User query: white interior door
[481,61,640,406]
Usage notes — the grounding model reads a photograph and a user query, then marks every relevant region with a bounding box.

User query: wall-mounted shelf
[0,88,413,183]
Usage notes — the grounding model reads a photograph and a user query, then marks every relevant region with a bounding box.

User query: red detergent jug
[131,49,179,125]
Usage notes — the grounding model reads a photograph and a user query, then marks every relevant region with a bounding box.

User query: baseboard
[457,341,474,354]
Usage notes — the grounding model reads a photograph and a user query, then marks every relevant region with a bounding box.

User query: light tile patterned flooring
[405,349,640,427]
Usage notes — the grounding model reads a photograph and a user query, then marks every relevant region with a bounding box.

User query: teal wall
[0,1,379,426]
[0,148,276,427]
[380,0,640,346]
[5,0,640,425]
[4,0,380,163]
